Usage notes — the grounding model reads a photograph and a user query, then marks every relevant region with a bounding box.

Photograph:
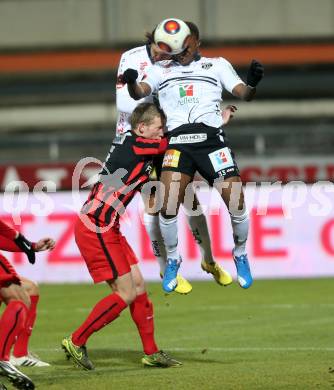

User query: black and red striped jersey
[82,132,167,226]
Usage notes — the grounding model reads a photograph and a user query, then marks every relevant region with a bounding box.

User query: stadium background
[0,2,334,389]
[0,0,333,283]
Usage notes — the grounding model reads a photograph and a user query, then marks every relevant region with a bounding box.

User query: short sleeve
[141,64,162,94]
[217,58,245,94]
[116,51,139,114]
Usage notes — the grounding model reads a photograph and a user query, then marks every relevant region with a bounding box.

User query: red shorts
[0,253,21,288]
[74,216,138,284]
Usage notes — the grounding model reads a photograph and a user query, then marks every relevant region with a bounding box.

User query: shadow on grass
[21,347,237,390]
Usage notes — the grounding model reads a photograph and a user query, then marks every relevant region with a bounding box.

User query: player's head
[172,21,201,66]
[130,103,165,139]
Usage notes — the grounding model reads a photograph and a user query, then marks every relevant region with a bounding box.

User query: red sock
[72,293,127,346]
[0,301,28,361]
[13,295,39,358]
[130,292,158,355]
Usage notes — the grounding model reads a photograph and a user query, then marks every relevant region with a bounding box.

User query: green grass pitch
[3,279,334,389]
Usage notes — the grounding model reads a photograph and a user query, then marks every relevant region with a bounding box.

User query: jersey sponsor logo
[178,84,199,105]
[202,62,213,69]
[179,84,193,97]
[169,133,207,144]
[162,149,181,168]
[209,147,234,172]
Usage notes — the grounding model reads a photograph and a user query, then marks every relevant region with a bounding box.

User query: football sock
[130,292,159,355]
[159,215,179,261]
[72,293,127,346]
[143,213,167,274]
[0,300,28,360]
[230,209,249,257]
[186,213,215,264]
[13,295,39,358]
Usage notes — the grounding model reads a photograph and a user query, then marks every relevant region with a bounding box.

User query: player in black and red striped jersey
[0,219,55,390]
[62,103,182,370]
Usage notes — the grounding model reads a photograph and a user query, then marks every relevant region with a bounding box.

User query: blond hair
[130,103,165,130]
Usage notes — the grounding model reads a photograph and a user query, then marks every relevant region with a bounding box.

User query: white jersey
[116,45,154,135]
[143,56,244,131]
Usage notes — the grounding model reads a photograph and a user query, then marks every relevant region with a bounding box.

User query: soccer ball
[154,18,191,55]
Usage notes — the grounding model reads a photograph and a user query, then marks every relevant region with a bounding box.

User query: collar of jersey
[172,53,201,66]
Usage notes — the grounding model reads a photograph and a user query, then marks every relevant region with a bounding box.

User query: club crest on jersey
[162,149,181,168]
[209,147,234,172]
[202,62,213,69]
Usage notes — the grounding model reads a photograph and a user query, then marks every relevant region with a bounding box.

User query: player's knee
[23,279,39,296]
[117,286,137,305]
[160,209,177,220]
[124,288,137,305]
[135,279,145,295]
[6,287,31,309]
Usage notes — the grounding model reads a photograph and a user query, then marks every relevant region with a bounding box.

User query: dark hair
[145,28,156,45]
[130,103,165,130]
[185,21,200,40]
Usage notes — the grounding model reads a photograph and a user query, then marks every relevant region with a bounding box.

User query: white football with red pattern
[154,18,190,55]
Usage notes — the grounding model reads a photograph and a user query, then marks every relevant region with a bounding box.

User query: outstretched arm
[0,234,55,265]
[232,60,264,101]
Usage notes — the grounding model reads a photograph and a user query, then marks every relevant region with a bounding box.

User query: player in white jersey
[116,22,234,294]
[122,18,264,293]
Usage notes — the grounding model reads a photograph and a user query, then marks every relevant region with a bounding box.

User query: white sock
[143,213,167,274]
[159,214,179,261]
[230,209,249,257]
[186,214,214,264]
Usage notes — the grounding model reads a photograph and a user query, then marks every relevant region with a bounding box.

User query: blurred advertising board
[1,157,334,191]
[0,183,333,283]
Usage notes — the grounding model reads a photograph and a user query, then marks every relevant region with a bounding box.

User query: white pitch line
[33,346,334,353]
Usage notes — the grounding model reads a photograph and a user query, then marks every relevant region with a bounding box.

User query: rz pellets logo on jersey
[169,133,207,144]
[179,84,193,97]
[178,84,199,105]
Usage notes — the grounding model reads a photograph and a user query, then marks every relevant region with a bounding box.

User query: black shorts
[161,123,240,185]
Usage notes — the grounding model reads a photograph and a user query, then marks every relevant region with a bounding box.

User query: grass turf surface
[3,279,334,389]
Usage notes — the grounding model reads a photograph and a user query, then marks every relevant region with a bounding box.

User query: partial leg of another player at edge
[9,277,50,368]
[0,282,35,390]
[159,172,253,293]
